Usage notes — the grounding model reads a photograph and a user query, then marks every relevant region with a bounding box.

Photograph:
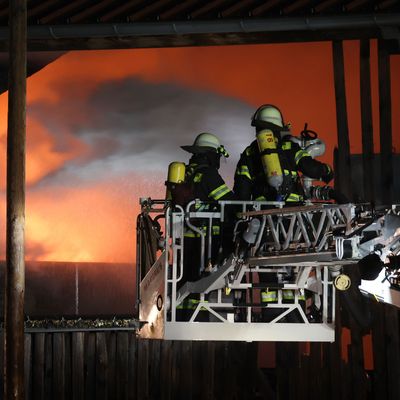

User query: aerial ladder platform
[136,199,400,342]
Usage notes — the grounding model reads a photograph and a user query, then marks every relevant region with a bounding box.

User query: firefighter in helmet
[234,104,334,202]
[234,104,334,321]
[176,133,236,320]
[181,132,235,206]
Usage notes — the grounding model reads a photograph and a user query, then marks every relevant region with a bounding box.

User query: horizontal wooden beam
[0,13,397,52]
[0,29,383,52]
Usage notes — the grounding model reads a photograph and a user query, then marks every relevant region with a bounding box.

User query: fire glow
[0,43,399,263]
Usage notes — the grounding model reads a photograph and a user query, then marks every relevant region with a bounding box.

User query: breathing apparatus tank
[292,123,327,199]
[256,129,283,192]
[302,138,326,198]
[165,161,186,200]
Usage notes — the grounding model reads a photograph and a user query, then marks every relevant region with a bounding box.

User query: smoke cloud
[28,77,254,188]
[1,74,254,262]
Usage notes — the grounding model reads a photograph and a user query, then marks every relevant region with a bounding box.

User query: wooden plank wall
[1,332,260,400]
[1,300,399,399]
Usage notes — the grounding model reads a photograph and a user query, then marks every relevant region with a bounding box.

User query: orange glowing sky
[0,41,399,263]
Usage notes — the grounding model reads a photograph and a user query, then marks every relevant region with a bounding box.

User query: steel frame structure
[138,199,359,342]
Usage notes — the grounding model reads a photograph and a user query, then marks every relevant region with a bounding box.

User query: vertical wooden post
[378,39,393,205]
[360,39,374,203]
[4,1,27,399]
[332,40,352,201]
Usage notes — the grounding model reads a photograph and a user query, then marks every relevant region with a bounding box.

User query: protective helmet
[181,132,229,157]
[251,104,284,129]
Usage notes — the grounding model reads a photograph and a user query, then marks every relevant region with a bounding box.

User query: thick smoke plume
[0,73,253,262]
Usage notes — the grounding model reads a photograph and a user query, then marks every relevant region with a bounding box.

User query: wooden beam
[314,0,341,13]
[378,39,393,205]
[39,0,93,25]
[0,27,381,53]
[345,0,371,11]
[0,4,9,20]
[158,0,199,21]
[332,40,352,200]
[5,0,27,399]
[189,0,230,19]
[360,39,374,202]
[376,0,400,10]
[128,0,173,21]
[27,0,61,20]
[69,0,118,23]
[220,0,257,18]
[384,305,400,399]
[251,0,282,16]
[99,0,144,22]
[282,0,312,15]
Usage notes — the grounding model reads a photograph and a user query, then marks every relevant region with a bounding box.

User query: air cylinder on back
[256,129,283,190]
[165,161,186,200]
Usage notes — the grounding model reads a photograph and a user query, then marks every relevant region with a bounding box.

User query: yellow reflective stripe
[212,226,220,235]
[261,290,277,303]
[209,184,230,200]
[176,299,199,310]
[184,225,220,237]
[286,193,302,202]
[282,141,291,150]
[236,165,252,180]
[283,290,294,300]
[186,163,197,177]
[193,172,203,183]
[283,169,298,176]
[177,299,208,310]
[255,195,266,201]
[195,203,207,211]
[294,149,309,165]
[283,290,305,301]
[184,232,197,238]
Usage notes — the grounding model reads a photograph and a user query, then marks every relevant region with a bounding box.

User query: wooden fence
[1,299,399,399]
[0,332,262,400]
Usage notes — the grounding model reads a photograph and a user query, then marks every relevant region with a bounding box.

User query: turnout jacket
[233,136,332,202]
[184,154,236,239]
[186,155,235,202]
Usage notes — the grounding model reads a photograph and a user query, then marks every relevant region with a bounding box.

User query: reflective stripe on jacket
[261,289,305,303]
[234,134,331,202]
[186,162,235,202]
[233,138,306,201]
[184,225,220,238]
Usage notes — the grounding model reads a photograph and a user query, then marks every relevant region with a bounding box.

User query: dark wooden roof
[0,1,399,92]
[0,0,397,25]
[0,0,399,51]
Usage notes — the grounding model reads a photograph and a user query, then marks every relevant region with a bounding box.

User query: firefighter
[234,104,334,322]
[181,132,235,206]
[234,104,334,202]
[177,132,236,320]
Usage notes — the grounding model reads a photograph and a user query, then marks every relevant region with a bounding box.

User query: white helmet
[193,132,221,149]
[181,132,229,157]
[251,104,284,129]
